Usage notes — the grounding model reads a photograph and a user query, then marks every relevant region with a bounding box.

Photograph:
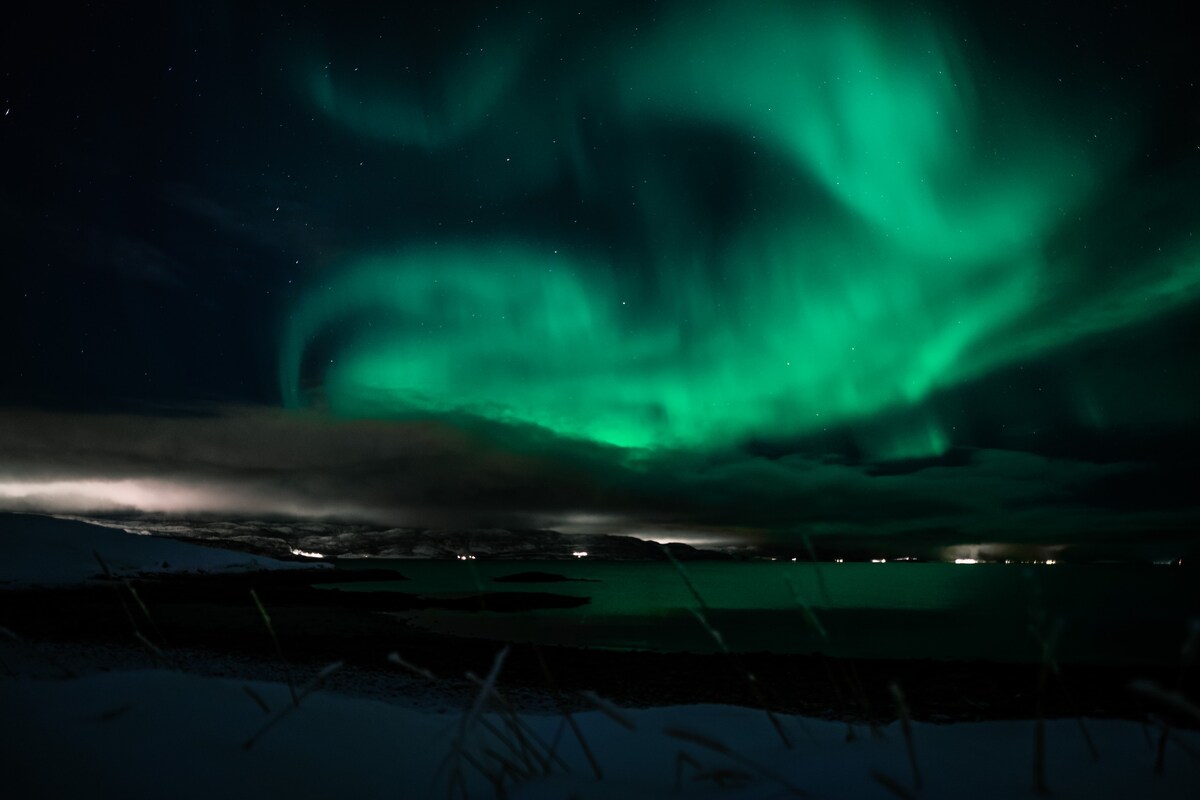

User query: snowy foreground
[2,668,1197,799]
[2,514,1198,798]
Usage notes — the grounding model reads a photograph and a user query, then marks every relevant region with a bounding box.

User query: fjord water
[325,561,1197,665]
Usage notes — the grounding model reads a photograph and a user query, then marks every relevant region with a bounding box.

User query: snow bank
[0,513,325,587]
[1,668,1195,799]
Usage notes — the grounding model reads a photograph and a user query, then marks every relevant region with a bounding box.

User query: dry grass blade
[482,746,534,781]
[390,650,542,774]
[1029,615,1099,761]
[686,607,727,652]
[439,648,518,797]
[121,578,173,651]
[1147,715,1200,766]
[1029,616,1064,795]
[243,685,271,714]
[498,714,543,776]
[391,649,563,795]
[665,727,730,754]
[250,589,297,706]
[1140,717,1156,749]
[95,553,174,665]
[1153,619,1200,773]
[92,549,115,579]
[134,630,176,668]
[801,535,832,605]
[870,769,919,800]
[784,578,828,641]
[1031,618,1065,677]
[666,547,793,749]
[455,747,504,798]
[389,652,437,682]
[477,714,540,775]
[889,682,922,791]
[122,579,152,621]
[662,547,711,612]
[580,690,637,732]
[663,726,807,797]
[465,671,567,774]
[675,752,752,790]
[533,645,599,780]
[463,647,509,735]
[94,550,146,640]
[242,661,343,750]
[1129,680,1200,726]
[1070,706,1099,762]
[846,660,883,738]
[790,548,876,739]
[304,661,343,688]
[1033,713,1048,796]
[674,751,704,792]
[1165,725,1200,762]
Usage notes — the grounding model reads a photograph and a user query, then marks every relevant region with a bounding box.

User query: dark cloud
[0,407,1191,560]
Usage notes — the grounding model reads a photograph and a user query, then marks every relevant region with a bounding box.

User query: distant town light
[572,551,588,558]
[289,547,325,559]
[456,554,476,560]
[954,558,979,565]
[870,558,887,563]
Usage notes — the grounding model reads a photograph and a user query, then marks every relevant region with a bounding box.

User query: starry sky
[3,0,1199,558]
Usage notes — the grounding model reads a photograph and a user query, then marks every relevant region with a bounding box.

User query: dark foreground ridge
[1,567,1191,727]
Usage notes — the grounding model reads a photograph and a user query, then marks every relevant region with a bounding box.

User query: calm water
[321,560,1199,665]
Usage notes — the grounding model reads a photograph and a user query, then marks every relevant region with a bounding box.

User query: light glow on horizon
[0,479,223,513]
[0,477,400,524]
[289,547,326,559]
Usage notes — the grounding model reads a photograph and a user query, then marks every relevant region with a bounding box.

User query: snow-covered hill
[0,513,326,588]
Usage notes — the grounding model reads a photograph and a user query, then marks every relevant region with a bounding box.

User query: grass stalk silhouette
[250,588,297,706]
[664,547,793,748]
[889,681,922,791]
[664,725,807,796]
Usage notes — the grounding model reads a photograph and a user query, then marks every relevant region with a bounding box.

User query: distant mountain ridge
[68,517,730,561]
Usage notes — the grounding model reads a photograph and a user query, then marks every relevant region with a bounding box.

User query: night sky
[3,0,1198,558]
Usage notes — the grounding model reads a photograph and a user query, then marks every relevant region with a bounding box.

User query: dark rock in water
[494,571,599,583]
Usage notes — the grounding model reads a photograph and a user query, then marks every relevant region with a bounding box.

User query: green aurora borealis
[281,1,1200,457]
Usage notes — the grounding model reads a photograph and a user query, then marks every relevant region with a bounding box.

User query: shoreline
[1,568,1188,726]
